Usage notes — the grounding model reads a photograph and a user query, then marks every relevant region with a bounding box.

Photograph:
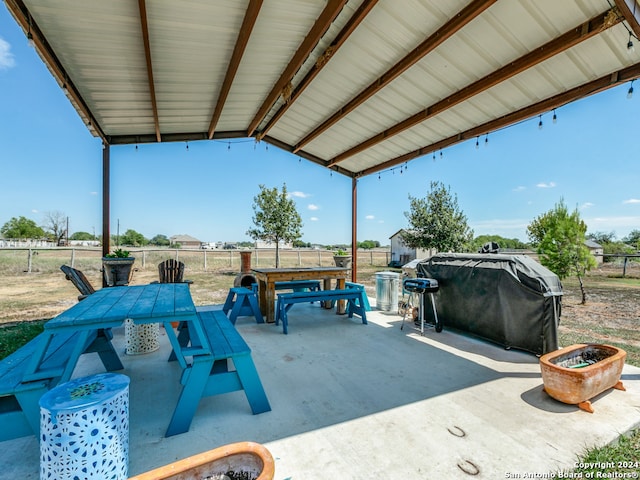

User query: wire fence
[0,247,392,275]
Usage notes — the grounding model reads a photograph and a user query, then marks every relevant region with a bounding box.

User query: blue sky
[1,6,639,246]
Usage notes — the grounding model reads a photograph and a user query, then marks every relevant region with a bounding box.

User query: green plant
[104,248,131,258]
[334,249,349,256]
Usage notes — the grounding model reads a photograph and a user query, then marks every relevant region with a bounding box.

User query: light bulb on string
[485,134,489,147]
[628,33,635,54]
[440,150,443,159]
[378,173,381,180]
[538,115,543,130]
[185,141,189,151]
[432,152,436,161]
[475,137,479,149]
[552,110,557,124]
[627,80,634,99]
[227,141,231,151]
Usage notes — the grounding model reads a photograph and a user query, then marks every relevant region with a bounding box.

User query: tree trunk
[577,275,587,305]
[275,242,280,268]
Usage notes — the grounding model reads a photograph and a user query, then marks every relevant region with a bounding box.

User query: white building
[389,229,434,267]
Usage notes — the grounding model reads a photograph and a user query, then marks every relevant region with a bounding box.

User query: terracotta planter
[539,344,626,413]
[128,441,275,480]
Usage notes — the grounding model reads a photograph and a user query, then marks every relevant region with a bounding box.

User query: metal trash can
[375,271,399,312]
[39,373,130,480]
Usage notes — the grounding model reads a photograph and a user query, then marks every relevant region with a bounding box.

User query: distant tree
[587,231,616,244]
[402,181,473,253]
[149,234,170,246]
[42,210,68,245]
[1,216,46,239]
[623,229,640,249]
[70,231,95,241]
[527,199,596,304]
[470,234,529,252]
[292,240,311,248]
[237,241,254,248]
[358,240,377,249]
[119,229,148,247]
[247,183,303,267]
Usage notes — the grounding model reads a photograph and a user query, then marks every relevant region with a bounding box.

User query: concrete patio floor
[2,301,639,479]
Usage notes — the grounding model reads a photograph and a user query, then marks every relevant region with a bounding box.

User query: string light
[627,80,634,99]
[135,144,138,151]
[552,109,557,124]
[628,32,635,53]
[475,136,479,149]
[432,152,436,161]
[538,115,543,130]
[485,134,489,147]
[227,141,231,150]
[185,141,189,151]
[439,150,443,159]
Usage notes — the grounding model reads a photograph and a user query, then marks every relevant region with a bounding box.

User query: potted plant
[102,248,135,286]
[333,248,352,268]
[128,441,275,480]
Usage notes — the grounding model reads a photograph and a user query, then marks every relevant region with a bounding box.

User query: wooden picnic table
[252,267,349,323]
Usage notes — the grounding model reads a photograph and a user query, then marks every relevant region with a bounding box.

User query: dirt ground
[1,264,638,359]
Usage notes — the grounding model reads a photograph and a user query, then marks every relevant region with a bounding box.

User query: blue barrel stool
[39,372,130,480]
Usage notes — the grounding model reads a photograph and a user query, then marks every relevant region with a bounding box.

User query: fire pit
[539,344,626,413]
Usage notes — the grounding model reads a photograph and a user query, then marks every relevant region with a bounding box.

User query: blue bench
[0,328,123,441]
[275,289,368,334]
[165,310,271,437]
[251,280,321,294]
[345,282,371,311]
[222,287,264,324]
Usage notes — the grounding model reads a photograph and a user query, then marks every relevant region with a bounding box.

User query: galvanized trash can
[39,373,130,480]
[375,271,399,313]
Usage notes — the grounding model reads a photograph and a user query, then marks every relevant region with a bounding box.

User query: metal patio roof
[5,0,640,179]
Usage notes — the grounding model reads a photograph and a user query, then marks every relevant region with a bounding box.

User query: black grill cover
[416,253,562,355]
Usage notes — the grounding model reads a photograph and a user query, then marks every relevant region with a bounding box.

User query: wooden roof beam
[329,7,622,167]
[246,0,349,138]
[4,0,107,142]
[256,0,378,140]
[138,0,161,143]
[208,0,263,139]
[292,0,497,154]
[357,62,640,177]
[614,0,640,38]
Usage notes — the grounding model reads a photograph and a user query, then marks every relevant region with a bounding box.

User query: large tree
[402,181,473,253]
[527,199,596,304]
[1,216,46,239]
[247,183,303,267]
[119,229,148,247]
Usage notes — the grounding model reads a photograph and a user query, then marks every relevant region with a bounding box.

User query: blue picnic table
[18,283,269,437]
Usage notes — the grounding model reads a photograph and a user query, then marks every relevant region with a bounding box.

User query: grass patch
[0,320,46,359]
[565,428,640,476]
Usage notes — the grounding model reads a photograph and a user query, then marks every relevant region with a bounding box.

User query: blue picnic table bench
[166,309,271,436]
[0,328,123,441]
[275,288,368,334]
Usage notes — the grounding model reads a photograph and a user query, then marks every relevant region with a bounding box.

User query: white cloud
[536,181,556,188]
[289,191,310,198]
[31,209,38,213]
[365,215,375,220]
[623,198,640,204]
[308,204,319,211]
[309,217,319,222]
[0,38,15,71]
[513,186,526,192]
[580,202,595,210]
[90,191,98,196]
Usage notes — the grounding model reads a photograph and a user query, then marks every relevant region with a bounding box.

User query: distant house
[169,234,201,249]
[389,229,434,267]
[585,239,604,264]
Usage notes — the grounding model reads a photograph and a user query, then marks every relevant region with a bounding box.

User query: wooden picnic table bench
[0,328,123,441]
[165,309,270,437]
[275,288,368,334]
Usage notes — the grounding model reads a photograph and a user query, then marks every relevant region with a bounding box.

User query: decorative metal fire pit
[539,344,626,413]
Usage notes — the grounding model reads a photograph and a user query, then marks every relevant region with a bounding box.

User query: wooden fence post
[71,248,75,267]
[204,250,207,271]
[27,248,33,273]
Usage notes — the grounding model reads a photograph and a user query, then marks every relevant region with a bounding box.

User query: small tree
[527,199,596,304]
[247,184,303,267]
[402,181,473,253]
[1,216,46,239]
[119,229,148,247]
[42,211,67,245]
